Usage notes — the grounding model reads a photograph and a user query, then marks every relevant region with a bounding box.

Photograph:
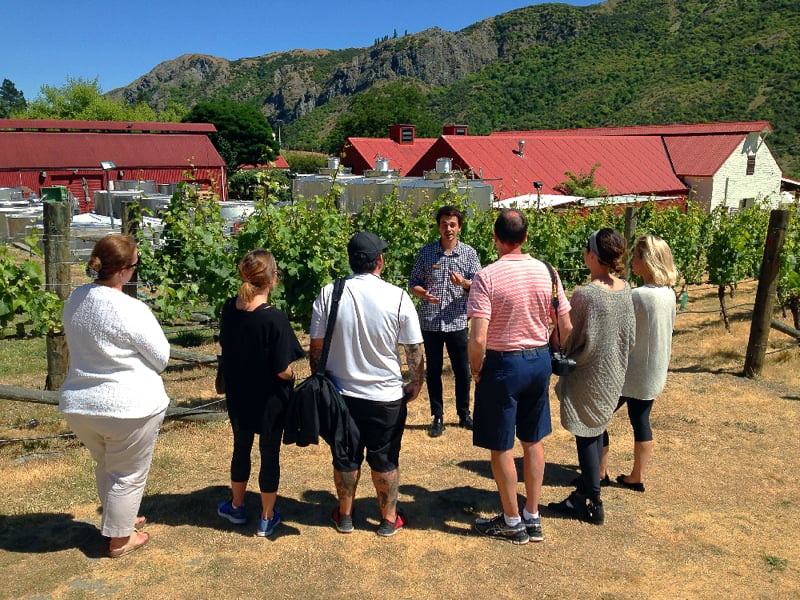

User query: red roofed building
[0,119,227,209]
[407,134,688,201]
[490,121,781,211]
[340,125,439,175]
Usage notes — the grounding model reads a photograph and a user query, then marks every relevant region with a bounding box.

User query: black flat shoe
[428,417,444,438]
[616,474,645,492]
[458,415,474,430]
[547,492,587,519]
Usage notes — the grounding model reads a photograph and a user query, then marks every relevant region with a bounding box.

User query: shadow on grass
[0,512,106,557]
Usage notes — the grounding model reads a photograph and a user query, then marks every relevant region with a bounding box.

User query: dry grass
[1,280,799,599]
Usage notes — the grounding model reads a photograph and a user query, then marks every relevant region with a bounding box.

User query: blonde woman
[217,249,303,537]
[60,233,169,558]
[601,234,677,493]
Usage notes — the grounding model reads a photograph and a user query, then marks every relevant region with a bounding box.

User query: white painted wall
[707,133,783,212]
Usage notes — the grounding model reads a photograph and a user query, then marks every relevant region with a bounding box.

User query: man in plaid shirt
[409,206,481,437]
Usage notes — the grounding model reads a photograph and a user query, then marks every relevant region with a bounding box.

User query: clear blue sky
[2,0,599,102]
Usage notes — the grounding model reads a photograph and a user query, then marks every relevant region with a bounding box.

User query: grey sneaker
[331,508,354,533]
[522,514,543,542]
[474,514,529,545]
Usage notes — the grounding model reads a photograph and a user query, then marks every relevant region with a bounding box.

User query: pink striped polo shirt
[467,253,571,351]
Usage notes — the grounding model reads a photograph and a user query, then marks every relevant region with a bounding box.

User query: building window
[740,198,755,209]
[746,155,756,175]
[401,127,414,143]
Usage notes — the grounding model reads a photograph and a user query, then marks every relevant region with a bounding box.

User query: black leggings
[602,396,654,447]
[229,412,283,493]
[576,434,604,503]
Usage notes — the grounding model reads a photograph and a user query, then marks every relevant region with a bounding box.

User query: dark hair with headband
[237,249,278,303]
[587,228,626,276]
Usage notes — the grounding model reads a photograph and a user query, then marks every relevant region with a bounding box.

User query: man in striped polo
[467,208,572,544]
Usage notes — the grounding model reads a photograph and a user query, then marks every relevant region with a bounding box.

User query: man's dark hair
[349,254,379,274]
[494,208,528,245]
[436,205,464,227]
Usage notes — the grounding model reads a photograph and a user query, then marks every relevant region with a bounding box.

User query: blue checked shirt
[409,240,481,332]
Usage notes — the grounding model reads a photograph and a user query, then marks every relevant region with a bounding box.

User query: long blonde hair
[633,234,677,286]
[237,249,278,303]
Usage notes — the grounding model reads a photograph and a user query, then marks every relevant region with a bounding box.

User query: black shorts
[336,396,407,473]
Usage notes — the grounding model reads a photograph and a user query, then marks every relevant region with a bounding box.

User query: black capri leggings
[603,396,654,447]
[229,402,285,493]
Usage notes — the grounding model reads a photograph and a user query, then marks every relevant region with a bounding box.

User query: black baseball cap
[347,232,388,261]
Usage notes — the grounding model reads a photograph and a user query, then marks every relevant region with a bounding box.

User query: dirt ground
[1,280,798,599]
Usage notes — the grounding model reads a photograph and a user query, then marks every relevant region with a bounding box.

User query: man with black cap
[310,231,424,537]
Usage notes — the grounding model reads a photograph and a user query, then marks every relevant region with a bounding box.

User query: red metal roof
[0,131,224,170]
[491,121,772,137]
[238,154,291,170]
[340,137,437,175]
[408,135,688,200]
[663,134,744,177]
[0,118,216,134]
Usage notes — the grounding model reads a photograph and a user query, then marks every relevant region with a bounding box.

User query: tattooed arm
[309,338,323,373]
[401,342,425,402]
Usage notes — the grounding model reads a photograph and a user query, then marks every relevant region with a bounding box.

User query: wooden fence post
[43,199,71,391]
[121,200,140,299]
[743,209,791,378]
[623,206,638,280]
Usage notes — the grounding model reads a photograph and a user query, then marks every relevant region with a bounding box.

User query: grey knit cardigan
[555,282,635,437]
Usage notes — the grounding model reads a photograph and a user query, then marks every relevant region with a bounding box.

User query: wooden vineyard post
[43,199,71,391]
[744,209,791,378]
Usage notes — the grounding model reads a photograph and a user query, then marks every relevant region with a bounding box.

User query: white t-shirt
[310,273,423,401]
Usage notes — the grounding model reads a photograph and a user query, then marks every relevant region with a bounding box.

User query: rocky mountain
[108,3,588,124]
[108,0,800,177]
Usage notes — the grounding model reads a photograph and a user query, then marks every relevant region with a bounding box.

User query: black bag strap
[317,277,346,375]
[542,261,562,348]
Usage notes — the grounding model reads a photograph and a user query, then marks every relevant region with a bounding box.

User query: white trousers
[65,411,165,538]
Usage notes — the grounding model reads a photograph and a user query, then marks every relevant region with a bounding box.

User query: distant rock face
[108,24,504,122]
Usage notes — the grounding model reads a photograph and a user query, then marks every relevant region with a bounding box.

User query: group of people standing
[58,204,676,557]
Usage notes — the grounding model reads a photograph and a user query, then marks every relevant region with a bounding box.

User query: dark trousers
[422,328,471,419]
[576,434,604,503]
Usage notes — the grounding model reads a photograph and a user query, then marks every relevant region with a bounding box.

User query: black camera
[551,351,577,376]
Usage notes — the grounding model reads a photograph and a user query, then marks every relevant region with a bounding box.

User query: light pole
[100,160,116,227]
[533,180,543,210]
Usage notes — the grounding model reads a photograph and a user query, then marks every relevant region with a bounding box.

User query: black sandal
[616,474,645,492]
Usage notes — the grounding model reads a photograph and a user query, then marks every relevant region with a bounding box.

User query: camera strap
[542,261,562,349]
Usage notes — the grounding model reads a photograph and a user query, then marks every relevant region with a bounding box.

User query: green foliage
[777,207,800,327]
[0,234,63,338]
[136,184,238,323]
[282,151,328,174]
[323,80,440,154]
[0,78,26,117]
[227,168,292,204]
[707,205,769,288]
[234,196,352,328]
[23,77,161,121]
[554,164,608,198]
[183,100,279,171]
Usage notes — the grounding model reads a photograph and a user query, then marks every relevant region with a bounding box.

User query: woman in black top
[216,249,304,537]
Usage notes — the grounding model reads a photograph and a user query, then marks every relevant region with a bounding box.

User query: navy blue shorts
[472,347,552,451]
[337,396,407,473]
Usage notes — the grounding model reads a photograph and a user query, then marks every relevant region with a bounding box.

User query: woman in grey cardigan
[549,229,635,525]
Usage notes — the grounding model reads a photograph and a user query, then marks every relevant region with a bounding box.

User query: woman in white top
[601,234,677,493]
[60,233,170,558]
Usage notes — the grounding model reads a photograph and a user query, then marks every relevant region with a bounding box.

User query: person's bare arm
[468,317,489,382]
[309,338,324,373]
[401,342,425,401]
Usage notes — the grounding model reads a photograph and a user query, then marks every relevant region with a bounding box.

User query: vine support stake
[43,198,71,391]
[623,206,638,280]
[744,209,790,378]
[121,200,140,299]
